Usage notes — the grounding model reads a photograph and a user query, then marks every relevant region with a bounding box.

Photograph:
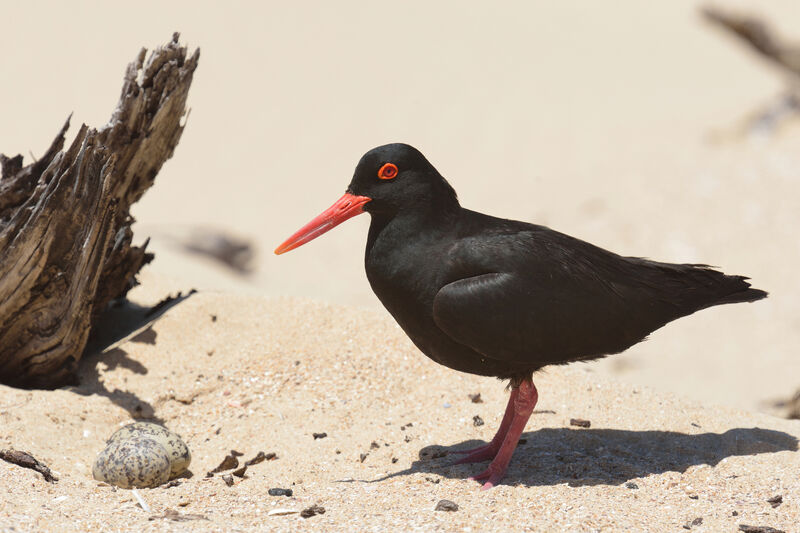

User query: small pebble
[738,526,785,533]
[472,415,484,426]
[625,482,639,490]
[245,451,276,465]
[570,418,591,428]
[268,488,293,497]
[359,453,368,463]
[208,454,239,475]
[391,457,398,463]
[313,432,327,440]
[435,499,458,512]
[684,517,703,528]
[468,393,483,403]
[766,495,782,508]
[221,474,234,487]
[300,504,326,518]
[443,402,451,408]
[370,441,379,449]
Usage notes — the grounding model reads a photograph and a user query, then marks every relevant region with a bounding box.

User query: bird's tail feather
[712,283,768,306]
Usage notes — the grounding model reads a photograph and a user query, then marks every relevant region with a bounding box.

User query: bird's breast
[364,223,453,342]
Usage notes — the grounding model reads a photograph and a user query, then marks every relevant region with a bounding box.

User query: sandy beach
[1,1,799,531]
[1,283,798,531]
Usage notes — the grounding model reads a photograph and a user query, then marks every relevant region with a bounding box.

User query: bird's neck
[366,198,460,253]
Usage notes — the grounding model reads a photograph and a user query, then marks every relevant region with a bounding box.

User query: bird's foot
[468,463,507,491]
[451,442,500,465]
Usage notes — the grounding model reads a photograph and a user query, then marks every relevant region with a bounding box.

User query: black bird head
[347,143,458,217]
[275,143,458,254]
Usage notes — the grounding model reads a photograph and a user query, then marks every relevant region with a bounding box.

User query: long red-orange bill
[274,192,371,255]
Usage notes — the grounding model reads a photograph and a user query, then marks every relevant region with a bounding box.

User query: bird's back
[430,210,767,373]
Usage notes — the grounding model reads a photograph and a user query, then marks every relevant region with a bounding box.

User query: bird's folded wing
[432,270,648,365]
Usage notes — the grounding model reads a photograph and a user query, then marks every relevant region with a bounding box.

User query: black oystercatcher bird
[275,143,767,489]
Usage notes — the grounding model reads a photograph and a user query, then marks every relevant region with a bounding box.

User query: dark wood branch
[0,33,199,388]
[0,449,58,482]
[703,7,800,77]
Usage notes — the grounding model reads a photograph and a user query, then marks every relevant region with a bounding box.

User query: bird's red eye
[378,163,398,180]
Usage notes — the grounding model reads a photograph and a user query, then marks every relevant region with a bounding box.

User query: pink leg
[451,388,519,464]
[469,379,538,490]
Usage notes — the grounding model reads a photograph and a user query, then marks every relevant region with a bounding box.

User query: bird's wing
[431,230,669,365]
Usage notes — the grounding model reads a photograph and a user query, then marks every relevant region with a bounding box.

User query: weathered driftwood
[703,7,800,77]
[774,389,800,420]
[703,7,800,136]
[0,34,199,388]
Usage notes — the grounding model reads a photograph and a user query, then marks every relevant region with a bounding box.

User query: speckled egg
[106,422,191,478]
[92,436,171,488]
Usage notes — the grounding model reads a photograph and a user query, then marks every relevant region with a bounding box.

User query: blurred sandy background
[1,0,798,411]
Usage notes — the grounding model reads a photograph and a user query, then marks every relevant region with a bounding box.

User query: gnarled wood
[0,34,199,388]
[703,7,800,136]
[703,7,800,77]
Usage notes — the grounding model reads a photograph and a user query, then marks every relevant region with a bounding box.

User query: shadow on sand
[363,426,798,488]
[67,292,195,424]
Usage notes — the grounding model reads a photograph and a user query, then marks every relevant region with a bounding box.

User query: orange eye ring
[378,163,398,180]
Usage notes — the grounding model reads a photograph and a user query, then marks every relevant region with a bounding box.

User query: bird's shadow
[369,426,798,488]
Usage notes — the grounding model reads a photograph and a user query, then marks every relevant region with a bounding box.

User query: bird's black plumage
[348,143,766,383]
[275,142,768,489]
